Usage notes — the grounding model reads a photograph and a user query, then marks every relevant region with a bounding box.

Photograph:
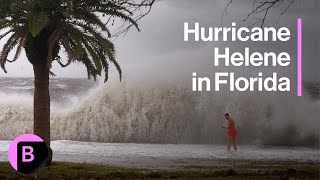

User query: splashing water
[0,77,319,147]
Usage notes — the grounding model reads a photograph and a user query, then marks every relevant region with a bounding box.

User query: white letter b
[22,146,34,162]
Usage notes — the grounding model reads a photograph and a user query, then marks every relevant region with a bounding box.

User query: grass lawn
[0,161,319,179]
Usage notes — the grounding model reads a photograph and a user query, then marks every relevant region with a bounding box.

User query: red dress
[227,127,237,137]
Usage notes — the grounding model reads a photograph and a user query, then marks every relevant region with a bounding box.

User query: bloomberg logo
[8,134,48,174]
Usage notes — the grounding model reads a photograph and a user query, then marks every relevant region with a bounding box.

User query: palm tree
[0,0,154,163]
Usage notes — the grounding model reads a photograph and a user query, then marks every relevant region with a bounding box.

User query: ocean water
[0,77,97,109]
[0,77,319,146]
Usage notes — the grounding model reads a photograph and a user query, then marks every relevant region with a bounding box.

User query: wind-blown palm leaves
[0,1,155,164]
[0,0,155,82]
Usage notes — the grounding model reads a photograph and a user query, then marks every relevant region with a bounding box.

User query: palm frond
[0,0,155,82]
[59,36,74,67]
[0,32,21,72]
[47,27,63,68]
[0,30,13,41]
[27,10,49,37]
[11,31,28,63]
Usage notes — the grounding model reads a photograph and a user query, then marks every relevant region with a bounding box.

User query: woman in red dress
[222,113,237,151]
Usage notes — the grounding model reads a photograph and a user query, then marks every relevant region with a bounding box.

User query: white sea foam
[0,80,319,146]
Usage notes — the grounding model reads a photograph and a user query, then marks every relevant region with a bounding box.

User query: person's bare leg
[232,137,237,151]
[228,137,236,167]
[230,137,235,151]
[231,138,236,167]
[227,136,232,151]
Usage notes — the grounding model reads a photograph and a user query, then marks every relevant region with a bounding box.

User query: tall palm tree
[0,0,154,163]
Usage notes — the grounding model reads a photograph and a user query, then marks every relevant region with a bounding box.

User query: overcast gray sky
[0,0,319,82]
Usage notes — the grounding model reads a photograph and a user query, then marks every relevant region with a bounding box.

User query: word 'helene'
[214,48,290,67]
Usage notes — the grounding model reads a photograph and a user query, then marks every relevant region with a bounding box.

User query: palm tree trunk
[33,63,52,164]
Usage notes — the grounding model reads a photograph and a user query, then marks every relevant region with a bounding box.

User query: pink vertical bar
[297,19,302,96]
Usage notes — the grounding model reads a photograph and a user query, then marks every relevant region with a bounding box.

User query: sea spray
[0,80,318,146]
